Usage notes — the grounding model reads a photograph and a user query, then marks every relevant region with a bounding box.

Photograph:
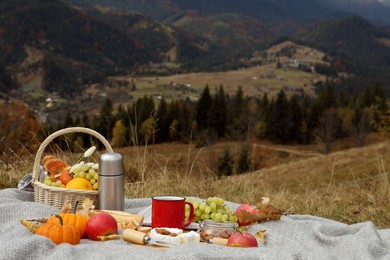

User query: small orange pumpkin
[35,215,81,245]
[47,213,88,238]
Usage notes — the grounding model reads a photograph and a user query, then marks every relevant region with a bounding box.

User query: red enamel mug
[152,196,194,229]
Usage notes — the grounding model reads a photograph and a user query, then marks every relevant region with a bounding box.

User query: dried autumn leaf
[20,219,43,233]
[60,200,72,214]
[235,200,283,225]
[261,197,270,204]
[97,234,122,241]
[254,230,267,245]
[77,197,95,217]
[33,218,48,223]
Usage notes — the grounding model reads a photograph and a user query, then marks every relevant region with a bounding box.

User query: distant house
[288,59,300,68]
[287,59,312,71]
[46,97,58,108]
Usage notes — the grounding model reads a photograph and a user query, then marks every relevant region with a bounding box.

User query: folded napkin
[17,166,45,192]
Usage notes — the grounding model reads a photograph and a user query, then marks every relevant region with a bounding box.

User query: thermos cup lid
[99,152,124,176]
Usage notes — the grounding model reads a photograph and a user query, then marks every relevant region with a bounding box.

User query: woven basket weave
[32,127,113,210]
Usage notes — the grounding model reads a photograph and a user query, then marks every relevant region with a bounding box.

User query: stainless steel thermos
[99,152,124,211]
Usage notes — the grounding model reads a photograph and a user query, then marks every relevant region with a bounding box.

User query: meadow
[1,133,389,229]
[112,62,321,101]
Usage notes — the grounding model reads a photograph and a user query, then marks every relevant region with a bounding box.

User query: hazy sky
[378,0,390,6]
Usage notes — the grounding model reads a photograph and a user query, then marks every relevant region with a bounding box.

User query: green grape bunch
[185,197,238,223]
[69,161,99,190]
[68,146,99,190]
[43,175,64,188]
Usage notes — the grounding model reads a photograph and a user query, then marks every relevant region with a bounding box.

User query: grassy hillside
[299,16,390,71]
[0,0,207,97]
[65,1,390,77]
[1,134,389,228]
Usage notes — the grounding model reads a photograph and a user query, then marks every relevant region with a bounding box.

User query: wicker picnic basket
[32,127,113,210]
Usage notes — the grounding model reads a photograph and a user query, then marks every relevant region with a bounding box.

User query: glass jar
[199,219,237,242]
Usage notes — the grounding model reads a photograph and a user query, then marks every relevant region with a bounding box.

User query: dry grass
[237,142,390,228]
[1,137,389,228]
[119,138,390,228]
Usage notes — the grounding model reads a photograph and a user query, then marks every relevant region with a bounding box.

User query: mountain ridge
[1,0,390,101]
[0,0,210,96]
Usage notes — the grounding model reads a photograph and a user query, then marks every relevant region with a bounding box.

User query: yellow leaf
[255,230,267,244]
[76,198,95,217]
[60,200,72,214]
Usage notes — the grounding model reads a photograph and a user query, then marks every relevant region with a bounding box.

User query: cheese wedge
[149,228,200,245]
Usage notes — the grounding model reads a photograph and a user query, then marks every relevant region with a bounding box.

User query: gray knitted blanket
[0,188,389,260]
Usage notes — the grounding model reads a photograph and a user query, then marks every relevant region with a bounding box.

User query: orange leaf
[235,198,283,225]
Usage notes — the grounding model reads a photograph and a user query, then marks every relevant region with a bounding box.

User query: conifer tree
[178,101,192,140]
[361,83,385,108]
[237,144,251,174]
[254,93,270,139]
[80,113,91,148]
[318,83,337,110]
[226,86,248,140]
[81,113,90,128]
[265,90,292,143]
[63,111,74,128]
[97,98,114,140]
[137,95,155,124]
[208,85,227,138]
[73,116,80,126]
[169,100,179,122]
[196,85,212,132]
[355,108,371,146]
[260,93,269,112]
[289,95,303,142]
[156,97,170,142]
[304,98,322,143]
[217,148,234,176]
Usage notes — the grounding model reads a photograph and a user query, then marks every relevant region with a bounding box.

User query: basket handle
[32,127,113,182]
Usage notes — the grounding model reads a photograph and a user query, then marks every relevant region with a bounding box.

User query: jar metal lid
[202,219,237,229]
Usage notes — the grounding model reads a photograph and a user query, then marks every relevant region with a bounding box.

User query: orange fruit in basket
[66,178,93,190]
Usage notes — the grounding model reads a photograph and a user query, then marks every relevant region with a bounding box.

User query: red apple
[227,231,258,247]
[86,213,118,240]
[235,204,257,226]
[57,171,73,185]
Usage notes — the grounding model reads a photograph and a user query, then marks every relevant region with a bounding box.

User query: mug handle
[183,202,195,227]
